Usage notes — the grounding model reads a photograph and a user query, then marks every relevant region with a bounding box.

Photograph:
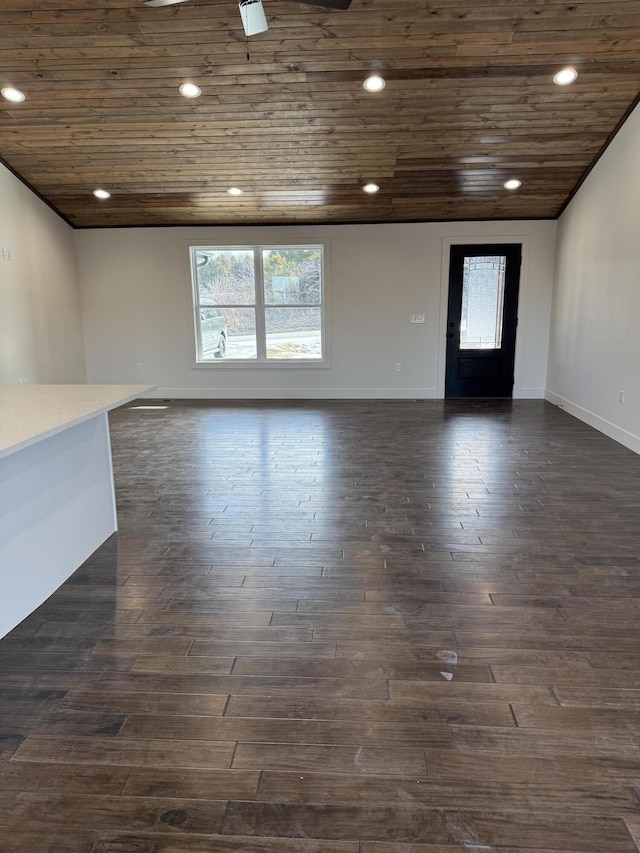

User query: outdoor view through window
[191,245,324,362]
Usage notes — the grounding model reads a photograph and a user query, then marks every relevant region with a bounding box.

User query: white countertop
[0,384,155,459]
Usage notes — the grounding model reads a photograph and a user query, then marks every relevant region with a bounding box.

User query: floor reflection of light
[183,405,338,598]
[128,405,169,410]
[113,403,523,629]
[440,409,517,482]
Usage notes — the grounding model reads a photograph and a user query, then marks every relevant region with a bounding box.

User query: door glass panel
[460,255,506,349]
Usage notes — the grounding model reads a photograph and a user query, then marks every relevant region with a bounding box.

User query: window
[190,245,325,364]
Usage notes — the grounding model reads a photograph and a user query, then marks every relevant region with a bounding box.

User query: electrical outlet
[395,362,402,372]
[1,247,12,261]
[619,390,625,404]
[410,314,425,324]
[136,363,143,373]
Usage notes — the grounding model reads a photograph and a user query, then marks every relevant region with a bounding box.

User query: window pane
[265,308,322,359]
[263,248,322,305]
[460,255,506,350]
[222,308,257,359]
[199,307,257,360]
[195,249,255,305]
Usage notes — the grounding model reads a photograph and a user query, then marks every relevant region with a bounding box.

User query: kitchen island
[0,384,154,638]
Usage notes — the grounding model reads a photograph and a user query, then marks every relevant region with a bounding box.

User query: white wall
[76,219,556,399]
[547,101,640,454]
[0,163,86,385]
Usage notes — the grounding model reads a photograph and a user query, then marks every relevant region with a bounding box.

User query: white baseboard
[152,387,440,400]
[516,386,546,399]
[148,387,550,402]
[545,390,640,455]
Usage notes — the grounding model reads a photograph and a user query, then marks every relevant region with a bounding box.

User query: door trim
[437,235,529,399]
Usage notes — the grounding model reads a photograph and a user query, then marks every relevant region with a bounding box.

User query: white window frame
[188,243,328,368]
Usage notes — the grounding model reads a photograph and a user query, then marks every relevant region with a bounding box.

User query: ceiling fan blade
[143,0,191,7]
[239,0,269,36]
[286,0,352,9]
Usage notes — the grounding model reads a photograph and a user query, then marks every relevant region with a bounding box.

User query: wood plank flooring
[1,399,640,852]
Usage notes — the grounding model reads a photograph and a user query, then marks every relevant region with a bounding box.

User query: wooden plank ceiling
[1,0,640,228]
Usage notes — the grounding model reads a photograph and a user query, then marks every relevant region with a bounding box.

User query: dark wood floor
[1,399,640,852]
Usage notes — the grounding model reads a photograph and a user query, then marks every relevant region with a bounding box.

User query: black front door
[445,243,522,398]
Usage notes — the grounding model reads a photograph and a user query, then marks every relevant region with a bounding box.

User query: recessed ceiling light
[179,82,202,98]
[93,188,111,199]
[553,67,578,86]
[227,187,244,196]
[363,74,386,93]
[363,183,380,194]
[1,86,26,103]
[504,179,522,190]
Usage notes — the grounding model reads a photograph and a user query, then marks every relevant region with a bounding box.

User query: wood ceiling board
[1,0,639,227]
